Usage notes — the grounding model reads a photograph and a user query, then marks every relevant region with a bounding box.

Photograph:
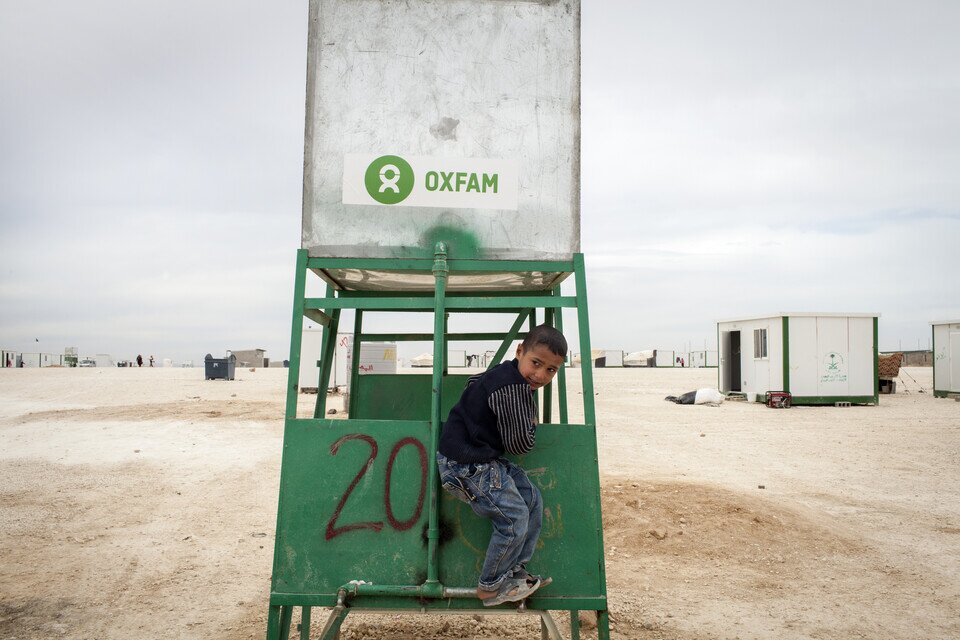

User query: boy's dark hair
[520,324,567,357]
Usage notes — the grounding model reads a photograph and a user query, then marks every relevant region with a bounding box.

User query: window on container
[753,328,768,359]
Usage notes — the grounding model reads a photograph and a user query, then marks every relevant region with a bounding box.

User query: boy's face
[515,343,565,390]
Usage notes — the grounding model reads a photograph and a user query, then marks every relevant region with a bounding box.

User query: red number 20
[325,434,427,541]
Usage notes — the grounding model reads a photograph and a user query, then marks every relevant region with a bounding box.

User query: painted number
[325,434,428,540]
[385,437,427,531]
[325,434,383,540]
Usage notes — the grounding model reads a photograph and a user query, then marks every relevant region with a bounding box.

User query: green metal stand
[268,248,608,639]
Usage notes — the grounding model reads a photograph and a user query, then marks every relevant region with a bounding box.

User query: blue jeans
[437,452,543,591]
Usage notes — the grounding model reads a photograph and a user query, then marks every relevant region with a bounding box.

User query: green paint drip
[419,225,482,259]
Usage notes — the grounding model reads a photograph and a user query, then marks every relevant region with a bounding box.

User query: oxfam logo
[364,155,414,204]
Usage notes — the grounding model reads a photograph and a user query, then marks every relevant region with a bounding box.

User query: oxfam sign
[343,154,519,210]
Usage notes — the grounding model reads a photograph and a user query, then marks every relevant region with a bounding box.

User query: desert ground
[1,365,957,639]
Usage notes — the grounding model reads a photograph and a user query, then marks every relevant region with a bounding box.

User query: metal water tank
[301,0,581,290]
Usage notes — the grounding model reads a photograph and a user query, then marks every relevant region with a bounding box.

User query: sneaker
[516,568,552,589]
[478,576,541,607]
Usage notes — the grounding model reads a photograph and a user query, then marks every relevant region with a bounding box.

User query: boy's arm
[488,384,538,455]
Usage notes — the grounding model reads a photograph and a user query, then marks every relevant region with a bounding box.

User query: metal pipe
[426,241,449,594]
[573,253,596,426]
[318,592,347,639]
[335,583,478,600]
[552,285,569,424]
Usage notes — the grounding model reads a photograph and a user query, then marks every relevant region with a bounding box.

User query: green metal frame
[267,248,608,640]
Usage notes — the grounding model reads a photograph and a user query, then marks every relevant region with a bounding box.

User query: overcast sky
[1,1,958,364]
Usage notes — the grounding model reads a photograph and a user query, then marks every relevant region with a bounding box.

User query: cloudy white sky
[2,1,958,364]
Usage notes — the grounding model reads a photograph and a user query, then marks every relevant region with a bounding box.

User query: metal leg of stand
[538,611,562,640]
[278,606,293,639]
[569,610,581,640]
[319,605,348,640]
[597,609,611,640]
[299,606,311,639]
[266,605,282,640]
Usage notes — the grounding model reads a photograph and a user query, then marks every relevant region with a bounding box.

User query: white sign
[342,154,519,210]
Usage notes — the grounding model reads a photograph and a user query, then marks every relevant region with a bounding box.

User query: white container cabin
[688,350,718,368]
[591,350,623,368]
[654,350,675,368]
[717,313,878,405]
[932,320,960,398]
[1,350,17,368]
[299,329,351,392]
[346,343,398,379]
[93,354,115,368]
[19,353,62,367]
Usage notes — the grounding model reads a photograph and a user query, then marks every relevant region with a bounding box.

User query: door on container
[722,331,741,391]
[951,332,960,392]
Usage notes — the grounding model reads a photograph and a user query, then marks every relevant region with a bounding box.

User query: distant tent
[624,350,654,367]
[410,353,433,368]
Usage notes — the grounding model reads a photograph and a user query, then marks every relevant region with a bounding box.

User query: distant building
[591,350,623,367]
[2,349,17,368]
[654,350,675,367]
[899,350,932,367]
[718,312,879,405]
[228,348,267,368]
[687,350,718,368]
[932,320,960,397]
[19,353,63,367]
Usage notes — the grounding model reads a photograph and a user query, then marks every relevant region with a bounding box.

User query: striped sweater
[438,359,538,464]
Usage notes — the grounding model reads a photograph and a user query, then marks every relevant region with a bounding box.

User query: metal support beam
[285,250,309,420]
[299,606,311,640]
[574,254,596,426]
[553,286,569,424]
[487,310,531,370]
[304,296,576,311]
[425,242,448,595]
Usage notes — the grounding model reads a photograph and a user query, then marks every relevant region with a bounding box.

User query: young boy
[437,324,567,606]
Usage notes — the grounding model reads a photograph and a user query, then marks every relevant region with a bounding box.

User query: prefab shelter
[20,353,41,367]
[345,342,398,379]
[654,350,675,367]
[18,353,62,367]
[688,350,718,368]
[19,353,61,367]
[93,354,115,368]
[447,349,467,368]
[2,349,17,368]
[299,329,350,392]
[228,348,266,368]
[587,349,622,367]
[717,313,878,405]
[932,320,960,397]
[40,353,62,367]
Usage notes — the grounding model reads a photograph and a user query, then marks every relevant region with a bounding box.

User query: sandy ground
[1,366,958,639]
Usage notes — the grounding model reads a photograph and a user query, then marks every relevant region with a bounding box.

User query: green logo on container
[364,155,414,205]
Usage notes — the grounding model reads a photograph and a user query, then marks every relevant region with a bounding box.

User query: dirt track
[1,366,957,639]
